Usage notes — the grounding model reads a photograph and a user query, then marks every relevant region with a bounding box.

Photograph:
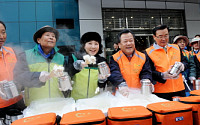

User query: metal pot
[58,72,72,91]
[0,118,4,125]
[141,79,154,95]
[4,115,11,125]
[1,81,19,100]
[98,61,110,77]
[169,62,182,75]
[10,114,23,123]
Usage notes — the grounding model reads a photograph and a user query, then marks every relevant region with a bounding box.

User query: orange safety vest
[196,51,200,62]
[182,50,189,61]
[112,50,146,88]
[146,44,184,93]
[0,46,22,108]
[189,50,197,56]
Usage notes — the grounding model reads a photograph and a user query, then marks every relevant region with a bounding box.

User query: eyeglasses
[156,34,169,39]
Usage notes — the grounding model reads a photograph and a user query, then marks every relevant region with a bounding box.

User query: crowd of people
[1,20,200,122]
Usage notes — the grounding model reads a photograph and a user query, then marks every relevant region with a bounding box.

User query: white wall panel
[185,3,200,20]
[102,0,124,8]
[186,21,200,39]
[125,1,145,8]
[146,1,166,9]
[166,2,184,9]
[79,0,102,19]
[79,20,103,37]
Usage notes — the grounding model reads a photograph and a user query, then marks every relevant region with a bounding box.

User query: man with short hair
[145,25,188,100]
[0,20,26,119]
[109,29,152,96]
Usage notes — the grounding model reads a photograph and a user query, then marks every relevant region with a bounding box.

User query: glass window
[102,8,187,58]
[56,19,74,29]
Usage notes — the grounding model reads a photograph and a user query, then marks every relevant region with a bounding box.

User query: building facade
[1,0,200,58]
[79,0,200,58]
[0,0,80,55]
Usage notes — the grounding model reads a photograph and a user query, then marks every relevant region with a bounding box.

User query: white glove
[39,71,50,82]
[58,73,72,91]
[176,62,185,72]
[0,80,8,100]
[162,69,179,80]
[0,88,7,100]
[118,86,129,97]
[73,60,88,70]
[50,65,64,78]
[95,87,100,94]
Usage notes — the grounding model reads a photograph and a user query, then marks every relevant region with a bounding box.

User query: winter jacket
[145,43,188,93]
[67,52,107,100]
[14,44,65,106]
[0,46,23,108]
[190,51,200,79]
[109,50,152,88]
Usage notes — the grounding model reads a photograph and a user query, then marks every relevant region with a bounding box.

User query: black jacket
[67,52,108,88]
[144,46,188,84]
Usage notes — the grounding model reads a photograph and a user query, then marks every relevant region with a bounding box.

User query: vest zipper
[2,54,12,80]
[87,68,91,98]
[27,88,30,99]
[166,48,175,91]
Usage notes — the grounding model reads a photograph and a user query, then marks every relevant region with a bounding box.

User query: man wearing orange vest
[109,29,152,96]
[145,25,188,101]
[0,21,25,120]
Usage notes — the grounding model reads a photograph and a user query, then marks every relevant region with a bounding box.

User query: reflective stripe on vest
[182,50,189,61]
[146,44,184,93]
[196,52,200,63]
[113,50,145,88]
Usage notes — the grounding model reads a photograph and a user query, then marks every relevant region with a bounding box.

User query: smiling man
[109,29,152,96]
[145,25,188,100]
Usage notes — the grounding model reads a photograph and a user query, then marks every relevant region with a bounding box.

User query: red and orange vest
[0,46,22,108]
[112,50,146,88]
[146,44,184,93]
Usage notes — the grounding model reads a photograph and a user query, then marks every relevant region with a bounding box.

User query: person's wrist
[161,72,164,78]
[118,82,127,89]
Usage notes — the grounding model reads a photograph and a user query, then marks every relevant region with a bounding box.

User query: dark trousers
[0,98,26,118]
[154,90,186,101]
